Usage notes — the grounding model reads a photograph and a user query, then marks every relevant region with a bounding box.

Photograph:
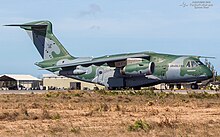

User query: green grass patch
[128,120,151,132]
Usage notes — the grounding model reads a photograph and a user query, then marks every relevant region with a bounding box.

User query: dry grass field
[0,90,220,137]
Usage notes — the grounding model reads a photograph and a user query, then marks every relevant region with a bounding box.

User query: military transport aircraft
[5,21,213,90]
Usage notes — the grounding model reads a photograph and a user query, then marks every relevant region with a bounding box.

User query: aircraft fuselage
[41,52,212,89]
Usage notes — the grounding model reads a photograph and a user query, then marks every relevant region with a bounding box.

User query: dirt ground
[0,90,220,137]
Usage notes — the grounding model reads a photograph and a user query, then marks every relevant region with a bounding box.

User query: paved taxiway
[0,90,219,94]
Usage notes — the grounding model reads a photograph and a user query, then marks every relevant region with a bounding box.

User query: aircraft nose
[205,67,213,79]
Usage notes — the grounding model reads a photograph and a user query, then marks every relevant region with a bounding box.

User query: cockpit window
[186,61,191,68]
[196,61,204,65]
[186,60,201,68]
[191,61,198,67]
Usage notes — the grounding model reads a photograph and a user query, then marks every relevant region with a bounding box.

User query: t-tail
[5,21,74,61]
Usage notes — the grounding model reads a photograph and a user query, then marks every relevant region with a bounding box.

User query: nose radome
[206,68,213,79]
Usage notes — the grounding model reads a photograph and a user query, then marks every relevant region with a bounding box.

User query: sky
[0,0,219,77]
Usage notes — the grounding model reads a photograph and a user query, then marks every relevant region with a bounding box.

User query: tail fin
[5,20,74,60]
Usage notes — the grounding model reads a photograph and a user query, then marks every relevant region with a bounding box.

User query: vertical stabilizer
[6,21,74,60]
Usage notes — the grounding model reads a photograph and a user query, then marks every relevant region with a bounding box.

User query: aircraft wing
[41,53,150,70]
[182,55,215,59]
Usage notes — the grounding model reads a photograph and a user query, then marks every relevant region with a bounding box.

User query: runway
[0,90,48,94]
[0,89,219,94]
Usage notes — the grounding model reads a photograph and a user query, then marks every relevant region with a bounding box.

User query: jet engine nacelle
[59,69,86,76]
[121,61,155,76]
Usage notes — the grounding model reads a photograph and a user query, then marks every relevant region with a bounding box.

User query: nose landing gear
[191,83,199,89]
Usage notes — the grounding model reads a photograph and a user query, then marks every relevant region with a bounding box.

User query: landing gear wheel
[176,84,181,90]
[133,87,141,90]
[191,83,199,89]
[108,87,116,90]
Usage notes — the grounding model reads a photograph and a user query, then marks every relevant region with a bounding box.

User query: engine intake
[121,61,155,76]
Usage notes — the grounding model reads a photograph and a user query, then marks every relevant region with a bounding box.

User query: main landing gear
[133,87,141,90]
[108,86,142,90]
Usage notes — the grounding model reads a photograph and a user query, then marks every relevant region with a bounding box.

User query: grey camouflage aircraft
[6,21,213,90]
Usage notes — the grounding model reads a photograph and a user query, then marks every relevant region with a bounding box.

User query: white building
[0,74,41,90]
[42,74,104,90]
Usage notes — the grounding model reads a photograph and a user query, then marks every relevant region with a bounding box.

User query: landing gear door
[97,67,104,84]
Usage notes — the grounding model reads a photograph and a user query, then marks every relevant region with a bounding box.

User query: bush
[128,120,151,132]
[52,113,61,120]
[70,126,80,134]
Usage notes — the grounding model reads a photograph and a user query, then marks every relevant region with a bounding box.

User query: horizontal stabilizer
[4,24,48,30]
[4,24,47,27]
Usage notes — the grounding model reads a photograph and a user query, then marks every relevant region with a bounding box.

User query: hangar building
[0,74,41,90]
[42,74,104,90]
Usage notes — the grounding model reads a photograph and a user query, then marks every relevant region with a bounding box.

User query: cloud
[79,3,102,17]
[90,25,101,30]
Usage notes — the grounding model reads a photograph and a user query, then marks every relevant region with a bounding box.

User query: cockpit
[186,60,204,68]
